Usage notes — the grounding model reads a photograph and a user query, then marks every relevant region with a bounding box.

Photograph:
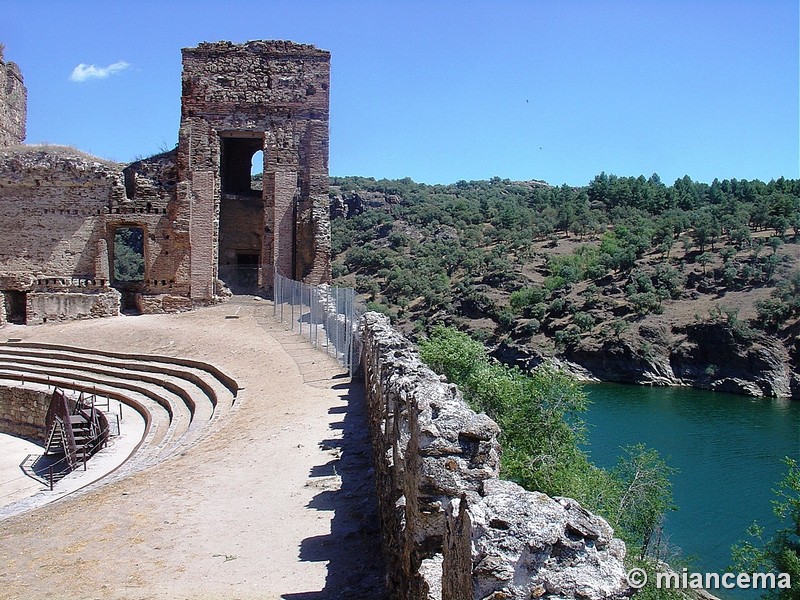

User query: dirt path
[0,299,385,600]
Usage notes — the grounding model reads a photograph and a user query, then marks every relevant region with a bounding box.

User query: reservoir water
[583,383,799,595]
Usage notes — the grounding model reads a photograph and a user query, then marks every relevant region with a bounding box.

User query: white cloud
[69,61,130,82]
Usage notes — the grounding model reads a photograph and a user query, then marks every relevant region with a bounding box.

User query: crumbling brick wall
[178,40,331,298]
[0,40,331,324]
[0,146,187,322]
[0,147,124,278]
[362,313,631,600]
[0,48,26,148]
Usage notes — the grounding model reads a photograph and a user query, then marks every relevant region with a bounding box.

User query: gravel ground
[0,298,386,600]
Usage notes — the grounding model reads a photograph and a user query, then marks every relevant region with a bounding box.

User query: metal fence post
[290,277,295,330]
[269,275,361,376]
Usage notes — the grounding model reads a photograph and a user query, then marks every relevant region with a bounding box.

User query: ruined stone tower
[178,40,331,299]
[0,46,26,147]
[0,40,331,325]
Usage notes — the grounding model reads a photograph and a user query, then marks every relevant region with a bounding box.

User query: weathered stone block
[362,313,631,600]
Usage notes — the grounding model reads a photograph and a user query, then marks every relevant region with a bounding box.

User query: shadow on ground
[282,376,387,599]
[20,451,71,485]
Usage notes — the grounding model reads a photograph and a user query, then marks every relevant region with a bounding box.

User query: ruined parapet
[177,40,331,299]
[0,147,124,277]
[120,149,192,301]
[362,312,631,600]
[0,48,26,148]
[122,149,178,216]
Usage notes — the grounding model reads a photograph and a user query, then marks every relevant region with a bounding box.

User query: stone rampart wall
[0,148,124,278]
[0,384,48,443]
[0,54,26,148]
[362,312,631,600]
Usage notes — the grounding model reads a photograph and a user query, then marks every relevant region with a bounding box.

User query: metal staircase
[44,389,109,472]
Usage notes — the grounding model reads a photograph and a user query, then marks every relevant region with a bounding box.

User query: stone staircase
[0,341,239,482]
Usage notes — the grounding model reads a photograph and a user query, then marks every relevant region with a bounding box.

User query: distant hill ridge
[328,174,800,399]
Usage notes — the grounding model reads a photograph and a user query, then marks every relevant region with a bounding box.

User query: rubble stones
[362,313,631,600]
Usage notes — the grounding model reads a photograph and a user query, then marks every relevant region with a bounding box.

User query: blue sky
[2,0,798,186]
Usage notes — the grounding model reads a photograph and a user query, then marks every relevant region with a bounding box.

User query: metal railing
[272,272,363,376]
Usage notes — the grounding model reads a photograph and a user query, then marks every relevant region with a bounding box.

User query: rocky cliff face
[494,322,798,399]
[329,189,402,219]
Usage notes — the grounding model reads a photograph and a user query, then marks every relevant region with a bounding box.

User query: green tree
[697,252,713,275]
[113,227,145,282]
[768,236,785,255]
[731,458,800,599]
[691,210,721,253]
[610,444,678,560]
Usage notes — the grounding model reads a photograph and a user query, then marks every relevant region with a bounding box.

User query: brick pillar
[95,239,110,282]
[269,170,297,279]
[189,170,217,300]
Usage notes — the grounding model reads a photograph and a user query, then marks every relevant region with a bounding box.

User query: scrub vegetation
[330,172,800,596]
[330,173,799,344]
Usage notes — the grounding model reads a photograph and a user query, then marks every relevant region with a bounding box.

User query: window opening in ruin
[219,135,265,295]
[251,150,264,192]
[112,227,145,283]
[3,291,27,324]
[220,137,264,196]
[123,169,136,200]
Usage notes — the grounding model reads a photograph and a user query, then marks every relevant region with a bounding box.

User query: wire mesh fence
[272,272,363,377]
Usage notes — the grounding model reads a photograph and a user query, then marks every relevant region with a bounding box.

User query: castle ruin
[0,41,331,325]
[0,47,26,148]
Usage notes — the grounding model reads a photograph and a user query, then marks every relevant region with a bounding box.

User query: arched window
[220,136,264,196]
[251,149,263,193]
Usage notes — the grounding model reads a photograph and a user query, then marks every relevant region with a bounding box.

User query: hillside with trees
[329,173,800,399]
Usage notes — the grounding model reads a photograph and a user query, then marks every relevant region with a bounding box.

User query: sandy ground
[0,391,146,517]
[0,298,385,600]
[0,433,43,506]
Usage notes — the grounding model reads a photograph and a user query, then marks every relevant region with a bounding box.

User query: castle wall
[0,40,331,324]
[0,50,26,148]
[0,148,124,279]
[362,312,631,600]
[0,147,192,322]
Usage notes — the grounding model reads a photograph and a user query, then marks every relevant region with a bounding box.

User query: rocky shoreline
[492,321,800,400]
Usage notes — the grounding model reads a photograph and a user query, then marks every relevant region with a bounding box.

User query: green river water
[583,383,799,596]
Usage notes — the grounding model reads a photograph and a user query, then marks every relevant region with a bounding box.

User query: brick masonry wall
[0,147,193,316]
[0,148,124,279]
[178,40,331,297]
[0,384,48,443]
[0,53,26,148]
[362,313,631,600]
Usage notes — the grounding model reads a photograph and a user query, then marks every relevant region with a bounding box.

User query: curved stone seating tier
[0,342,239,483]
